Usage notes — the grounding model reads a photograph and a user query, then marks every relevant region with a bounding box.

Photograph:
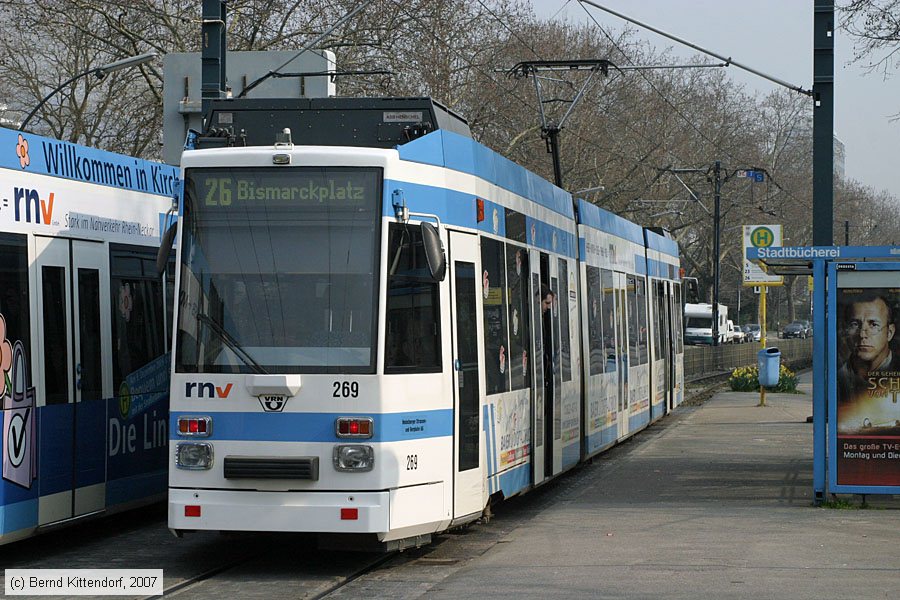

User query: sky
[531,0,900,199]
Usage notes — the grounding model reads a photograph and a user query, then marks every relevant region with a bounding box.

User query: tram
[165,98,684,549]
[0,126,178,544]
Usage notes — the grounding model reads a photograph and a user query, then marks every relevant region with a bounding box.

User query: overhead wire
[576,1,738,164]
[575,1,812,212]
[381,0,725,210]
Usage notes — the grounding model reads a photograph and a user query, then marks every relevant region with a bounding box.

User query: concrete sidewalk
[424,372,899,599]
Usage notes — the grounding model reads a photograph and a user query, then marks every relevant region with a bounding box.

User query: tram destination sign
[188,167,380,209]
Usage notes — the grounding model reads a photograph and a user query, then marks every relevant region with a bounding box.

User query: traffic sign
[738,169,765,182]
[743,224,783,285]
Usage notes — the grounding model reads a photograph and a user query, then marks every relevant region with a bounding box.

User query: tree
[839,0,900,78]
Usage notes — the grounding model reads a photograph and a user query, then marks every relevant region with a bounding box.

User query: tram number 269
[332,381,359,398]
[406,455,418,470]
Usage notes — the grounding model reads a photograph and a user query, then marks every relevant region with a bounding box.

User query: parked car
[782,320,809,339]
[742,324,762,342]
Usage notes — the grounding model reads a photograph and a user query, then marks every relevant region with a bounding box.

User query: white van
[684,303,729,345]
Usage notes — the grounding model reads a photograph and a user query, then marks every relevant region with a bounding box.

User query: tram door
[663,281,677,412]
[448,232,485,519]
[614,272,629,440]
[655,280,674,414]
[529,249,546,484]
[34,237,111,525]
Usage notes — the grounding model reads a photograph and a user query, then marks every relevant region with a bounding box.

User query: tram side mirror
[683,276,700,304]
[156,221,177,276]
[420,221,446,282]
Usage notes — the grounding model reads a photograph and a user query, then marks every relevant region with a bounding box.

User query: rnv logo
[185,382,233,398]
[14,188,55,224]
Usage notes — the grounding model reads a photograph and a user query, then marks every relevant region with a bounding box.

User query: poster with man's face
[835,271,900,487]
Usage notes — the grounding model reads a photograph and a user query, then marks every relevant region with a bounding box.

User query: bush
[729,364,798,393]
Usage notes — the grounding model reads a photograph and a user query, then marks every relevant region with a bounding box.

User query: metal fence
[683,338,813,381]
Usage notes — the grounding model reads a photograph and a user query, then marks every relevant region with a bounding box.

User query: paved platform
[335,371,899,599]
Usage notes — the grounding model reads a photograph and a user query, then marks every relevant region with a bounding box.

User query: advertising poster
[835,271,900,487]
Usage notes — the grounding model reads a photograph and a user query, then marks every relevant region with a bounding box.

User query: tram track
[139,547,268,600]
[307,551,399,600]
[135,534,399,600]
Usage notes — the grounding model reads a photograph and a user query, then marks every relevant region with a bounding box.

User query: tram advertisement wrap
[107,354,169,481]
[835,282,900,487]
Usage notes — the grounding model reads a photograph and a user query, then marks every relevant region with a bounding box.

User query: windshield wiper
[197,313,268,374]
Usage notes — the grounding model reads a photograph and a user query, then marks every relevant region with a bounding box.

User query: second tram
[0,126,178,544]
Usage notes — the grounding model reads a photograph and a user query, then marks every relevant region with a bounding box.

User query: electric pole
[712,160,722,347]
[659,163,770,347]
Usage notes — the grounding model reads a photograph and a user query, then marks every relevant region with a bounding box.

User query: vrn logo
[185,382,233,399]
[13,187,55,225]
[258,395,288,412]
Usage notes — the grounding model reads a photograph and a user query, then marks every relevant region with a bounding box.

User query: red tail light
[335,417,373,438]
[178,416,212,437]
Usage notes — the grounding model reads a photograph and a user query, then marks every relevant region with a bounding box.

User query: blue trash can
[758,347,781,387]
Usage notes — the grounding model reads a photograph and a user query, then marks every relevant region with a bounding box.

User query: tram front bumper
[168,488,390,534]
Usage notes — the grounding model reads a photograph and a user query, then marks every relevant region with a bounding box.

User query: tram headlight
[332,445,374,472]
[176,442,214,470]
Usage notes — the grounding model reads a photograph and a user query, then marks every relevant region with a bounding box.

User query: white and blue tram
[166,98,684,548]
[0,126,178,544]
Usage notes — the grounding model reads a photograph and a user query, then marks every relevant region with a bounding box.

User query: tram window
[384,224,441,373]
[110,245,166,393]
[551,274,562,439]
[165,254,176,344]
[177,166,380,374]
[505,210,526,243]
[661,282,670,360]
[648,281,658,361]
[636,277,649,365]
[674,283,684,354]
[586,266,604,376]
[455,260,480,471]
[558,258,571,382]
[600,269,616,373]
[531,271,544,446]
[655,281,668,361]
[481,237,509,395]
[42,266,69,405]
[78,269,103,400]
[0,234,31,386]
[506,243,530,390]
[626,276,638,366]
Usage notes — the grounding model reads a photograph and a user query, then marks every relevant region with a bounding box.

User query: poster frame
[827,261,900,494]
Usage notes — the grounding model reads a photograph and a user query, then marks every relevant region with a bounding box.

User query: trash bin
[758,347,781,387]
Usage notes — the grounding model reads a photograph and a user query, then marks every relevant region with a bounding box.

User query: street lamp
[19,52,157,132]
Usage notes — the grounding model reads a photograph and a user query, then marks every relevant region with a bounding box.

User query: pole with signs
[743,225,783,407]
[759,287,768,407]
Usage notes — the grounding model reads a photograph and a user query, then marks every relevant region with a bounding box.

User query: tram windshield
[175,167,382,374]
